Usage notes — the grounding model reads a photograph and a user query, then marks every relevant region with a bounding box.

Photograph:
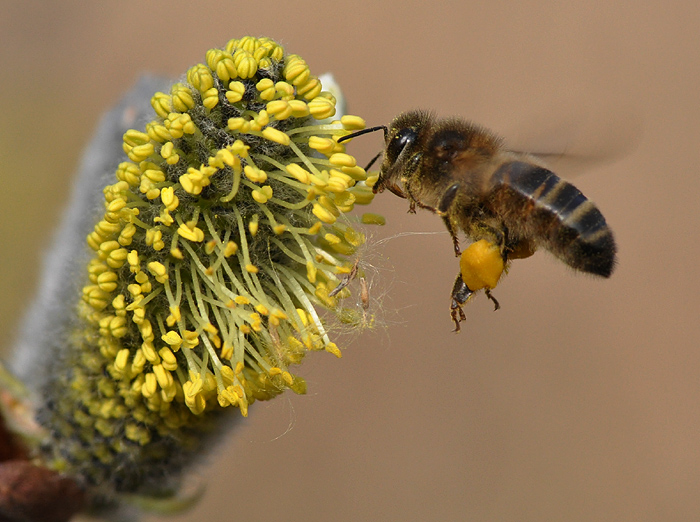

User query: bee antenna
[337,125,388,144]
[364,150,384,171]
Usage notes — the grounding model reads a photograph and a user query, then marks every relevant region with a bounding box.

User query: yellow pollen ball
[459,239,505,291]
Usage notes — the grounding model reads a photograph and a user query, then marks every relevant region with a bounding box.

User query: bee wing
[502,105,641,177]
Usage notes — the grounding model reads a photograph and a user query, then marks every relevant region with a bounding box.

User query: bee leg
[443,216,461,256]
[437,182,462,255]
[485,289,501,311]
[450,273,473,332]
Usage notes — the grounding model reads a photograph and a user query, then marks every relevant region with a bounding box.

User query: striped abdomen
[488,161,616,277]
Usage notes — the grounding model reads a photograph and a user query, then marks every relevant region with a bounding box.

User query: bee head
[336,111,434,197]
[374,111,434,195]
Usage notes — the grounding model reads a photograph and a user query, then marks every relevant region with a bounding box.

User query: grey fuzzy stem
[11,76,172,392]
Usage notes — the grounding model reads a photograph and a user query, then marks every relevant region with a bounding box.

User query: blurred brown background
[1,1,699,521]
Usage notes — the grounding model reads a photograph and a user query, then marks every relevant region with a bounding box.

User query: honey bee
[340,111,617,330]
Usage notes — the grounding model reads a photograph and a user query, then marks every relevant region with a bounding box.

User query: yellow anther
[145,228,165,251]
[187,63,215,93]
[171,83,195,112]
[223,241,238,257]
[283,55,310,86]
[281,371,294,386]
[158,347,178,371]
[234,295,250,305]
[226,81,246,103]
[329,153,356,168]
[152,364,173,389]
[266,100,293,120]
[123,129,150,147]
[184,376,203,397]
[233,49,258,79]
[147,261,168,283]
[341,166,368,181]
[275,81,295,98]
[105,247,128,269]
[115,162,141,186]
[307,96,335,120]
[177,222,205,242]
[248,219,259,236]
[154,209,173,227]
[341,115,366,130]
[243,165,267,183]
[348,184,375,205]
[131,350,146,374]
[227,117,250,132]
[109,316,128,338]
[151,92,172,118]
[223,38,240,52]
[256,78,276,101]
[141,342,160,364]
[325,342,342,358]
[318,196,340,217]
[297,77,322,100]
[160,186,179,211]
[272,309,288,321]
[254,110,269,127]
[286,163,311,184]
[114,349,130,372]
[118,223,137,246]
[204,239,217,255]
[112,294,126,312]
[126,143,155,162]
[261,126,290,145]
[308,221,323,235]
[106,199,126,213]
[245,263,259,273]
[256,78,274,91]
[182,330,200,349]
[251,186,273,204]
[96,271,118,293]
[361,213,386,225]
[237,36,260,54]
[206,49,237,82]
[308,136,336,155]
[166,306,181,327]
[306,261,317,283]
[288,99,310,117]
[146,121,171,143]
[162,330,183,348]
[202,87,219,109]
[142,372,158,398]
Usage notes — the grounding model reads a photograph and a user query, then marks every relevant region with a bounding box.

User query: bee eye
[387,128,417,161]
